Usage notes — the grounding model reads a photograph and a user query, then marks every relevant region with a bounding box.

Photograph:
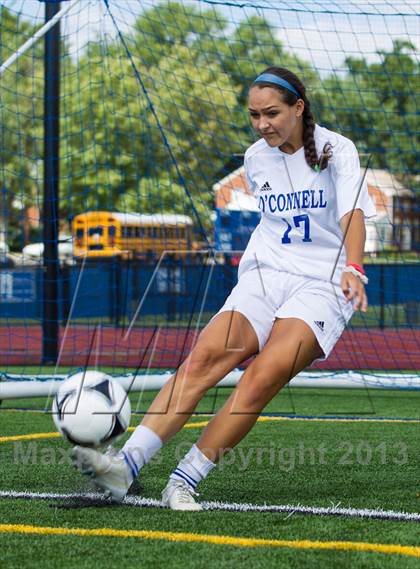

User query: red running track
[0,326,419,370]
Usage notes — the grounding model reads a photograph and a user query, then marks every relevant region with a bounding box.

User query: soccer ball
[52,370,131,447]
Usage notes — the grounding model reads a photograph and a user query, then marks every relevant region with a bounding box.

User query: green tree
[0,6,44,249]
[132,1,227,69]
[321,40,419,186]
[60,37,238,234]
[116,176,210,228]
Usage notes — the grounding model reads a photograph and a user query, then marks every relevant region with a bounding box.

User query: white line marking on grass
[1,490,419,522]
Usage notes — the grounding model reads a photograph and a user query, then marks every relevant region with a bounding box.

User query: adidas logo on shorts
[314,320,325,332]
[259,181,272,192]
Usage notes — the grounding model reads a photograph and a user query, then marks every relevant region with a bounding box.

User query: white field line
[0,490,419,522]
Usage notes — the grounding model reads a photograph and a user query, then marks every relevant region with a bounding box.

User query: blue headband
[253,73,300,98]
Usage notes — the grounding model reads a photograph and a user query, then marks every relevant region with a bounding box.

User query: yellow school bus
[72,211,194,260]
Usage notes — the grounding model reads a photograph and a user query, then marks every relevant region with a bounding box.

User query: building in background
[364,170,419,253]
[213,166,259,258]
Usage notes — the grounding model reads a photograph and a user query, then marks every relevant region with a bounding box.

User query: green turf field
[1,387,419,568]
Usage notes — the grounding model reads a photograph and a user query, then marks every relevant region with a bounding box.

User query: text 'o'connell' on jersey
[258,189,327,214]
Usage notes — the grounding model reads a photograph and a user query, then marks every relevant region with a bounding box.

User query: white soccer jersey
[241,124,376,285]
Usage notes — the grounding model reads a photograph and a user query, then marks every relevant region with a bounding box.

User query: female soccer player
[73,67,375,510]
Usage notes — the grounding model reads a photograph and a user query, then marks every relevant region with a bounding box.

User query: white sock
[170,444,215,490]
[122,425,162,481]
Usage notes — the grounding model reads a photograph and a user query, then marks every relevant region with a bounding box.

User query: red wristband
[346,262,365,275]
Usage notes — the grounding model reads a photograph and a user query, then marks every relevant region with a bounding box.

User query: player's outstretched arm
[340,208,368,312]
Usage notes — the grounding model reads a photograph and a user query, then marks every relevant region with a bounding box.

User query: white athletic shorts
[215,267,354,360]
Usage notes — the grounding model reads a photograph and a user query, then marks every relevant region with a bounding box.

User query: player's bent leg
[163,318,322,510]
[196,318,322,462]
[141,310,259,441]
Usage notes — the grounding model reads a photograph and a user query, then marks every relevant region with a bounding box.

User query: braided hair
[253,67,332,171]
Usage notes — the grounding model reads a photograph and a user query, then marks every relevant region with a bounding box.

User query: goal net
[0,0,418,395]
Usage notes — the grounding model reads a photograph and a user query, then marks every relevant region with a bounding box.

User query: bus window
[108,225,116,246]
[88,226,103,236]
[75,228,84,247]
[122,227,134,238]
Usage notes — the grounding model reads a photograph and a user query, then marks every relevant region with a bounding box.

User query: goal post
[0,0,80,76]
[1,371,420,401]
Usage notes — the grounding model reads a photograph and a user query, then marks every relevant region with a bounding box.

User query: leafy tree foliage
[0,7,43,248]
[320,40,419,187]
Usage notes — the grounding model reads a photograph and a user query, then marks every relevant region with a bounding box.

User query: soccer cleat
[72,446,132,502]
[161,479,203,511]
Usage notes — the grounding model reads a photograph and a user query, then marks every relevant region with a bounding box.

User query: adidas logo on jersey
[259,181,272,192]
[314,320,325,332]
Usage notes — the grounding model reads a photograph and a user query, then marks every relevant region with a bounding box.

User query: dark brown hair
[253,67,332,171]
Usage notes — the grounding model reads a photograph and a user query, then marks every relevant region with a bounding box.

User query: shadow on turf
[51,479,144,510]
